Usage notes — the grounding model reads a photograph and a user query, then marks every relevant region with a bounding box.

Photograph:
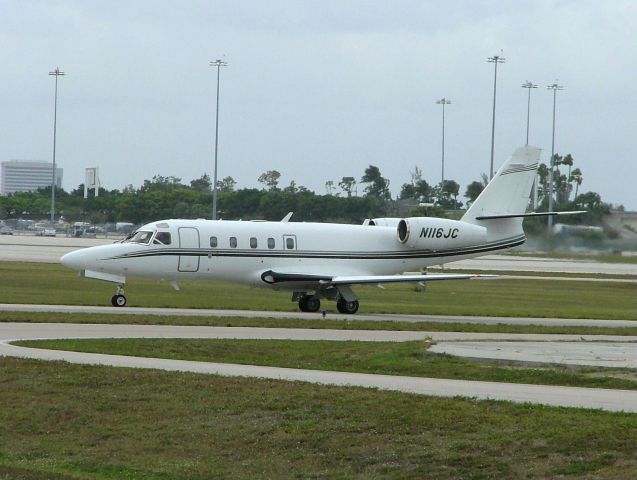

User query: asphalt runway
[3,322,637,413]
[0,234,117,263]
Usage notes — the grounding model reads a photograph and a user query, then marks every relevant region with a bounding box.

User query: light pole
[521,81,537,145]
[48,67,65,226]
[210,59,228,220]
[487,53,505,179]
[436,98,451,186]
[547,81,564,230]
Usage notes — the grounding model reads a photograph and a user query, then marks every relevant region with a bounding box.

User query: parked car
[42,228,57,237]
[0,226,14,235]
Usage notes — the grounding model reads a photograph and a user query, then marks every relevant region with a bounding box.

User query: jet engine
[397,217,487,250]
[366,218,403,227]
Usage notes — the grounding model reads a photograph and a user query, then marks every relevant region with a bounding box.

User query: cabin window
[153,232,171,245]
[250,237,257,249]
[210,236,218,248]
[267,237,275,249]
[286,237,295,250]
[230,237,237,248]
[126,230,153,245]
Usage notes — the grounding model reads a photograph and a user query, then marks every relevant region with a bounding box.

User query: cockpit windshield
[125,230,154,245]
[153,231,172,245]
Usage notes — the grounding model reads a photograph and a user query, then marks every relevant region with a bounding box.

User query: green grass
[17,338,637,391]
[2,357,637,479]
[1,261,636,319]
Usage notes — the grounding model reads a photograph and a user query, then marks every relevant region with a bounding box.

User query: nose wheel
[111,285,127,307]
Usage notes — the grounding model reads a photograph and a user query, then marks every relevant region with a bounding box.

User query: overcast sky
[1,0,635,209]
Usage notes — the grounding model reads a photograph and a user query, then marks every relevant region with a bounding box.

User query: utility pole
[436,98,451,186]
[547,81,564,230]
[487,53,505,179]
[210,59,228,220]
[48,67,65,226]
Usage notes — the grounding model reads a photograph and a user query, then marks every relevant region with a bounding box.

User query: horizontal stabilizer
[475,211,587,220]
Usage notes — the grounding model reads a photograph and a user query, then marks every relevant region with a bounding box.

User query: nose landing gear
[111,285,127,307]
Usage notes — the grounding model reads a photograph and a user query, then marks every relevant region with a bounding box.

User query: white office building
[0,160,63,195]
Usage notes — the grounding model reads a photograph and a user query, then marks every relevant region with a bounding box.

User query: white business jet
[61,145,577,313]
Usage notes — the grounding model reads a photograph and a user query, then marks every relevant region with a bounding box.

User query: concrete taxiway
[2,322,637,413]
[430,341,637,368]
[437,254,637,276]
[2,303,636,328]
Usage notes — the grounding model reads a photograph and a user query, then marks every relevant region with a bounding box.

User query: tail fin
[462,145,540,241]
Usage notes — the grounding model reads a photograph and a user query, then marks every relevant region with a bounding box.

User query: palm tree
[562,154,574,181]
[570,168,583,199]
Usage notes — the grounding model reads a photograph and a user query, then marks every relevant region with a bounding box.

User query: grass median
[15,338,637,390]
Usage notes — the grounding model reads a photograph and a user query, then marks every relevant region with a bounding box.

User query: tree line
[0,154,610,227]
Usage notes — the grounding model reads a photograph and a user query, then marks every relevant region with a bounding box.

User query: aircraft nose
[60,249,85,270]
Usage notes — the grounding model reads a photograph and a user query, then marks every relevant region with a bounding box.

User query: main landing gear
[294,289,360,314]
[298,294,321,312]
[336,298,359,314]
[111,285,127,307]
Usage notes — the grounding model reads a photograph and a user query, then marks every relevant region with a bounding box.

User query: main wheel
[299,295,321,312]
[111,294,127,307]
[336,298,359,314]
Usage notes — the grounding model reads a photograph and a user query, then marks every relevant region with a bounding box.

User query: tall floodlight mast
[436,98,451,185]
[521,81,539,208]
[48,67,65,225]
[487,53,505,179]
[210,59,228,220]
[547,81,564,230]
[521,81,538,145]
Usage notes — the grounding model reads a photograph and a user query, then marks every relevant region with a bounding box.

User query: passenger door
[178,227,200,272]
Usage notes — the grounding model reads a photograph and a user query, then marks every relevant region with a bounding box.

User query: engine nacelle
[397,217,487,250]
[366,218,403,227]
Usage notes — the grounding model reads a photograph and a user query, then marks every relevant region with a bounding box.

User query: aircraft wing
[329,273,495,285]
[260,270,495,286]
